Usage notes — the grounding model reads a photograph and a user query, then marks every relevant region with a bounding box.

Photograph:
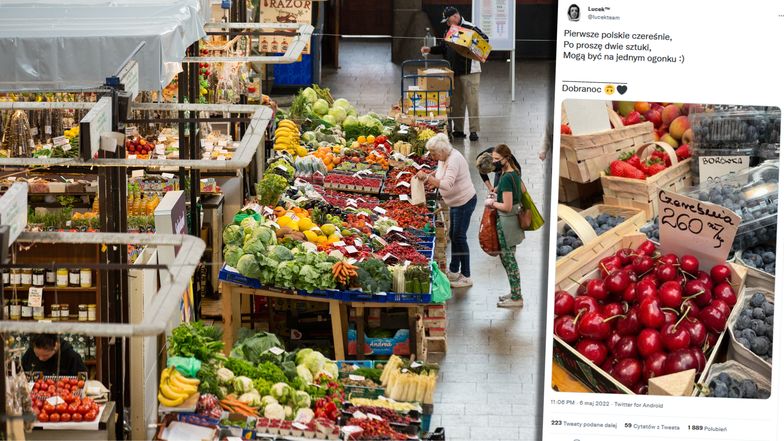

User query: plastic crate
[219,265,263,289]
[389,292,432,303]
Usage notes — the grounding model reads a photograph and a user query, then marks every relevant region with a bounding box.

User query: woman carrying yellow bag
[484,145,544,308]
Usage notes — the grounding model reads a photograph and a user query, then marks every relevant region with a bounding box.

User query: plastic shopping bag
[430,261,452,303]
[167,356,202,378]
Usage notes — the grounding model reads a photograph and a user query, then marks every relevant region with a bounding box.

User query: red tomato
[72,413,83,422]
[69,378,78,386]
[38,412,49,422]
[43,403,55,413]
[68,404,79,414]
[77,380,85,388]
[84,411,96,421]
[61,413,71,422]
[49,413,60,422]
[78,405,89,415]
[47,386,56,394]
[46,379,54,386]
[33,384,40,392]
[55,403,67,413]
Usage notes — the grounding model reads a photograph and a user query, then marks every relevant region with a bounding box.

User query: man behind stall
[22,334,87,376]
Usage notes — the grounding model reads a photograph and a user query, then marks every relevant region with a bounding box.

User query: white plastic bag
[410,176,426,205]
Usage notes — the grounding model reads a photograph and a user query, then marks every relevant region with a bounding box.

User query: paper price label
[46,396,65,406]
[276,165,288,172]
[698,156,750,183]
[368,413,384,421]
[348,374,366,381]
[396,181,411,188]
[30,127,39,136]
[346,199,358,207]
[410,361,422,368]
[354,239,363,247]
[44,125,52,135]
[356,211,368,217]
[345,245,358,254]
[399,194,410,201]
[333,241,346,247]
[397,171,411,178]
[131,170,145,178]
[399,243,410,247]
[128,155,137,159]
[125,126,137,136]
[382,253,393,261]
[161,173,175,180]
[158,134,167,142]
[292,422,308,430]
[373,207,387,215]
[61,145,72,152]
[371,234,388,246]
[389,226,404,233]
[28,287,43,308]
[263,206,275,215]
[155,144,165,155]
[351,411,368,420]
[53,136,68,146]
[657,189,741,269]
[268,346,285,356]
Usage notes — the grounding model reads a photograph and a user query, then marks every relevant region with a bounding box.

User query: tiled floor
[323,41,555,440]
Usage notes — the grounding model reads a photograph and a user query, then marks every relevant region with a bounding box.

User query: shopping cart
[400,59,453,132]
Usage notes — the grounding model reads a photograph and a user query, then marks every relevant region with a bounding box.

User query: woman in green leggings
[484,144,524,308]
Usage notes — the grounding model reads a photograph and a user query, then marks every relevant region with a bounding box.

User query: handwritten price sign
[657,189,741,268]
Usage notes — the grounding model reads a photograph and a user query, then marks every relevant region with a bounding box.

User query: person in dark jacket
[421,6,488,142]
[476,146,521,192]
[22,334,87,376]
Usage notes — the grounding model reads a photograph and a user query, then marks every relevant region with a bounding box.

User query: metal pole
[188,42,201,321]
[511,49,516,102]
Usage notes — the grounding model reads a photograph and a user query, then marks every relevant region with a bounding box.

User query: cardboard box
[445,25,492,62]
[416,68,454,94]
[404,87,450,110]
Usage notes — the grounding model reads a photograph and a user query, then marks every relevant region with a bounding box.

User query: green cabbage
[251,226,277,246]
[313,99,329,116]
[296,364,314,384]
[302,351,326,375]
[236,254,263,279]
[272,245,294,261]
[223,245,244,268]
[222,225,244,246]
[302,87,318,104]
[240,216,258,235]
[243,238,266,255]
[333,98,351,110]
[323,362,338,379]
[295,348,313,365]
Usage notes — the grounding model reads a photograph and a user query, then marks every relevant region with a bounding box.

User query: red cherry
[584,279,609,301]
[615,248,636,265]
[640,273,659,287]
[611,358,642,388]
[659,253,679,266]
[554,315,579,343]
[599,256,622,277]
[632,382,649,395]
[706,331,720,348]
[680,298,701,319]
[637,328,664,357]
[637,240,656,256]
[662,323,691,352]
[632,255,655,275]
[684,279,711,307]
[710,264,732,284]
[612,336,638,359]
[710,299,731,318]
[682,317,707,348]
[663,348,698,375]
[696,270,714,291]
[602,302,625,318]
[680,254,700,275]
[574,296,600,315]
[690,347,707,374]
[656,264,678,282]
[554,290,575,316]
[577,312,613,340]
[642,352,667,379]
[636,279,658,302]
[660,309,678,331]
[604,270,630,294]
[658,280,683,308]
[622,283,638,303]
[600,358,617,373]
[616,308,641,337]
[700,305,728,333]
[607,331,622,352]
[712,282,737,307]
[576,339,608,365]
[639,298,665,328]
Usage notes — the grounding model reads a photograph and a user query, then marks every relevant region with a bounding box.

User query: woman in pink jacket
[416,133,477,288]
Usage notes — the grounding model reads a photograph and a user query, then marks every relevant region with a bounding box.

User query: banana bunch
[274,119,301,155]
[417,128,436,141]
[158,366,200,407]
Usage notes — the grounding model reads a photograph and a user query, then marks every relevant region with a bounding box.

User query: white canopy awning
[0,0,208,91]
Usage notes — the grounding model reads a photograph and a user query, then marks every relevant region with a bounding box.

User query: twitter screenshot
[543,1,784,440]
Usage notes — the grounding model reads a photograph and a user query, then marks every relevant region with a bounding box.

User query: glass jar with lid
[80,269,92,288]
[56,269,68,287]
[45,268,56,285]
[20,268,32,286]
[32,269,45,287]
[68,269,80,287]
[20,300,32,320]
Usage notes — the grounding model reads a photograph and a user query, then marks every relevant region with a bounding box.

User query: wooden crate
[554,233,748,395]
[555,204,646,270]
[560,106,654,183]
[425,336,447,354]
[558,177,603,206]
[601,142,692,219]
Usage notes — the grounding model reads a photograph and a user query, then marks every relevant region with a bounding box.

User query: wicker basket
[555,204,646,269]
[554,233,748,395]
[560,106,654,184]
[601,142,693,219]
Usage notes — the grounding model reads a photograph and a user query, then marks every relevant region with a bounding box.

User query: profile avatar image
[568,4,580,21]
[604,84,615,95]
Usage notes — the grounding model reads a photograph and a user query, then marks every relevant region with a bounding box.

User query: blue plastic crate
[219,265,263,289]
[336,360,376,370]
[388,292,432,303]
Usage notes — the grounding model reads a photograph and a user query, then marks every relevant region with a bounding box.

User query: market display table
[27,401,116,441]
[221,283,425,360]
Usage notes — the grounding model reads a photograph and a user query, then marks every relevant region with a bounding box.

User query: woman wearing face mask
[475,147,521,193]
[484,144,526,308]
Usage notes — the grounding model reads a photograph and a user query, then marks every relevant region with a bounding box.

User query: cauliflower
[233,376,254,394]
[264,403,285,420]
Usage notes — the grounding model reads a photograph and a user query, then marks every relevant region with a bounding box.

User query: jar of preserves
[21,300,32,320]
[45,268,56,285]
[2,270,9,286]
[78,304,88,321]
[59,304,70,320]
[68,269,80,287]
[50,304,60,321]
[10,269,21,286]
[87,304,97,321]
[33,306,45,320]
[56,269,68,287]
[20,268,32,286]
[80,269,92,288]
[9,301,21,320]
[32,269,45,287]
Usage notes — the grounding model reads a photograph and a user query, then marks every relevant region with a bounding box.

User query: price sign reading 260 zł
[657,189,741,269]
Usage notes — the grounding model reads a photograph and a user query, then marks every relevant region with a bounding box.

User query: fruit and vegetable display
[159,323,435,439]
[554,240,743,395]
[556,214,626,258]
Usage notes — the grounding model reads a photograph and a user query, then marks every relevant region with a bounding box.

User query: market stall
[553,100,780,399]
